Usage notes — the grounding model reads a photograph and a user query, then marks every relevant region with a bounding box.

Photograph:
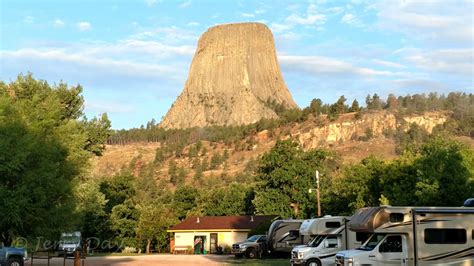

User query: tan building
[167,215,276,254]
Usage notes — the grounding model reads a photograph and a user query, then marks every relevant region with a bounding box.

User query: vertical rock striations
[160,22,298,129]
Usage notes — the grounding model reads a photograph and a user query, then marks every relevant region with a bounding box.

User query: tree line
[108,92,473,145]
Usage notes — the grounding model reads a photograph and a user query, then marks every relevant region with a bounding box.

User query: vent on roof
[197,217,200,223]
[250,216,254,222]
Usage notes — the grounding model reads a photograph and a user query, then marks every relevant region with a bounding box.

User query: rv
[267,219,310,253]
[291,216,369,266]
[335,205,474,266]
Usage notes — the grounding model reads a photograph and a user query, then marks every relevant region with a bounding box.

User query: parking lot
[26,254,288,266]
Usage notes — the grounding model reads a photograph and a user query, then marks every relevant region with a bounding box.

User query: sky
[1,0,473,129]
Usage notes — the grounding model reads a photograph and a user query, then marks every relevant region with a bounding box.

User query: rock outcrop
[160,22,297,129]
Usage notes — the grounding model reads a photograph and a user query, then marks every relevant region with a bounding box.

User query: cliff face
[294,112,448,149]
[160,22,297,129]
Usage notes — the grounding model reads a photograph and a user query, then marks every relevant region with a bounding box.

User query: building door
[210,233,218,253]
[194,236,207,254]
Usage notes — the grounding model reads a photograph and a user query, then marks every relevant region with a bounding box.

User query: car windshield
[246,235,261,242]
[60,236,80,244]
[308,235,326,247]
[358,233,385,251]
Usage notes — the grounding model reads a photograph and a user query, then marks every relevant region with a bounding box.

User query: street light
[308,170,321,217]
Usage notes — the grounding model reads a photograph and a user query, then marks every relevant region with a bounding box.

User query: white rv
[267,219,310,253]
[291,216,369,266]
[335,206,474,266]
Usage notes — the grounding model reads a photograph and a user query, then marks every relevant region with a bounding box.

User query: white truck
[335,205,474,266]
[58,231,82,256]
[291,216,369,266]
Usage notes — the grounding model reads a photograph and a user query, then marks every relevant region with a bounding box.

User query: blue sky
[1,0,473,129]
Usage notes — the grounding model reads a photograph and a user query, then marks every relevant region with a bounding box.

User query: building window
[425,229,467,244]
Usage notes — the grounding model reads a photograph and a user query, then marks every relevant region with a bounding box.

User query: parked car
[0,245,27,266]
[232,235,267,259]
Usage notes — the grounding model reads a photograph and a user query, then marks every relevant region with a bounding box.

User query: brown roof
[168,215,277,232]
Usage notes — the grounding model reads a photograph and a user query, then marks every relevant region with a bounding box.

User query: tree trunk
[146,239,152,253]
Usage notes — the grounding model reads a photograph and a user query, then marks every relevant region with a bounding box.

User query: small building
[167,215,276,254]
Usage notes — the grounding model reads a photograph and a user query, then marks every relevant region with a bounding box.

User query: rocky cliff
[294,112,448,149]
[160,22,298,129]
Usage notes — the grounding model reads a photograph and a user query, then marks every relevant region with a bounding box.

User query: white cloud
[53,19,65,28]
[187,22,199,27]
[285,3,326,26]
[23,16,34,23]
[341,13,355,24]
[405,48,474,76]
[374,1,473,44]
[270,23,292,33]
[241,12,255,18]
[77,21,92,31]
[371,59,405,69]
[131,26,198,44]
[86,101,134,113]
[279,55,398,77]
[286,13,325,26]
[178,0,191,8]
[144,0,159,6]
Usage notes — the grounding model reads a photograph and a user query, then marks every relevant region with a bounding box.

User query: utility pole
[316,170,321,217]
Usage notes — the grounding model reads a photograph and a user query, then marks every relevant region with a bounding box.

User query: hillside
[91,110,460,181]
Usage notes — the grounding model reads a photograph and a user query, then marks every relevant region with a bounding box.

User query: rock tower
[160,22,297,129]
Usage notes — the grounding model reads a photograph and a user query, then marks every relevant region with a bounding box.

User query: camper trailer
[335,206,474,266]
[291,216,369,266]
[267,219,310,253]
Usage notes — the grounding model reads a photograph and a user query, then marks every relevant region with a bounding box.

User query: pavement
[26,254,240,266]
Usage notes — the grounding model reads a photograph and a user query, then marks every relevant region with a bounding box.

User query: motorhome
[291,216,369,266]
[335,205,474,266]
[267,219,310,253]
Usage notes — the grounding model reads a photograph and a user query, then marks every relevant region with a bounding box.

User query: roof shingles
[168,215,276,231]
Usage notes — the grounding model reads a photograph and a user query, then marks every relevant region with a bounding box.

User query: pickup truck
[231,235,267,259]
[0,246,27,266]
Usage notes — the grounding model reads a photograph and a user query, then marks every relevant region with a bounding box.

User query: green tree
[0,74,111,244]
[135,203,177,253]
[253,140,338,218]
[349,99,360,112]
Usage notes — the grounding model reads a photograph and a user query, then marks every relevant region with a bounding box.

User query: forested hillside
[1,74,473,254]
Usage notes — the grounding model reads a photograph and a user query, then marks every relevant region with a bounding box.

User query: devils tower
[160,22,298,129]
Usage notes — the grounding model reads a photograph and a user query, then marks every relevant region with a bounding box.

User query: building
[167,215,276,254]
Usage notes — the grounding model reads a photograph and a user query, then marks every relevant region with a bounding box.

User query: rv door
[376,234,407,266]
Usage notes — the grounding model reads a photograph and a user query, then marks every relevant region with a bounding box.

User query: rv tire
[245,248,257,259]
[305,258,321,266]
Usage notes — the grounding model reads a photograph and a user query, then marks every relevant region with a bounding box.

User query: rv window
[289,230,299,238]
[325,222,341,228]
[356,232,371,243]
[379,235,402,253]
[389,213,404,223]
[325,237,338,248]
[425,229,466,244]
[472,230,474,240]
